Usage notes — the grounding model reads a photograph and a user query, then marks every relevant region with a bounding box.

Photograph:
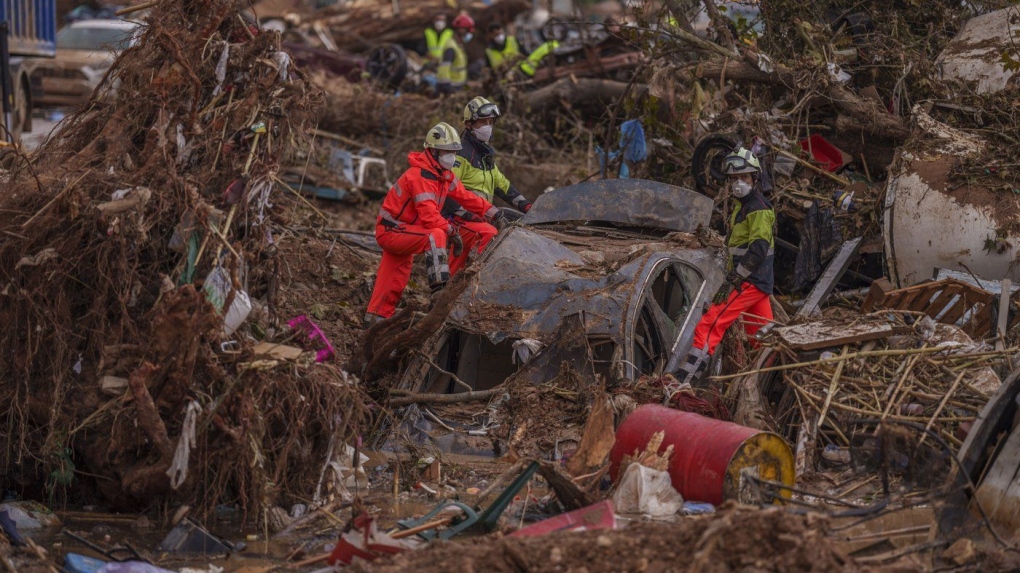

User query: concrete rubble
[0,0,1019,572]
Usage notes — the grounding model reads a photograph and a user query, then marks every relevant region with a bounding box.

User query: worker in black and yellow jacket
[678,147,775,385]
[443,96,532,273]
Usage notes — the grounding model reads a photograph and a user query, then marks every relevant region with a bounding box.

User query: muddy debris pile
[725,311,1014,486]
[0,0,376,516]
[351,504,857,573]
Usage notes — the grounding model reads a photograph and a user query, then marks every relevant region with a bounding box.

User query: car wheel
[691,133,739,195]
[366,44,407,88]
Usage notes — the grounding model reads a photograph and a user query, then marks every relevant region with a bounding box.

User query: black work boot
[678,346,710,386]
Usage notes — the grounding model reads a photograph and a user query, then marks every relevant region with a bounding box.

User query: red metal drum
[609,404,794,505]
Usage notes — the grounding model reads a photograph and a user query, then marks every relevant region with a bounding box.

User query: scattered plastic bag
[512,338,544,365]
[612,463,684,517]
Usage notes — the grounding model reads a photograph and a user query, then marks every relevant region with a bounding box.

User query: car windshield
[57,26,134,51]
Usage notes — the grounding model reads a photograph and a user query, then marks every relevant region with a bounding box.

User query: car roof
[68,19,139,30]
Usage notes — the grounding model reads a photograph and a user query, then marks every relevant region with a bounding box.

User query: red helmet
[451,14,475,32]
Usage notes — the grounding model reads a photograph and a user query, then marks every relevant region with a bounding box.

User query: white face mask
[731,179,752,198]
[494,34,506,44]
[438,152,458,170]
[434,20,446,31]
[473,124,493,142]
[463,32,474,42]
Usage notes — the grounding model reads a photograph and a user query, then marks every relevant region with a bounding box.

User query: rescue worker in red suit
[678,147,775,385]
[364,122,506,326]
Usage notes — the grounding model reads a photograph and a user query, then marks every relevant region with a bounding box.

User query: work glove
[712,272,742,305]
[521,202,532,213]
[491,210,508,231]
[449,232,464,257]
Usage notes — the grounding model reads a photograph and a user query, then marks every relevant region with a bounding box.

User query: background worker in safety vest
[678,147,775,384]
[444,97,531,273]
[436,14,474,95]
[517,33,559,78]
[484,22,521,72]
[424,14,453,63]
[364,122,506,326]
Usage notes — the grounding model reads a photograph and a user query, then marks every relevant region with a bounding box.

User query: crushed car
[395,179,727,396]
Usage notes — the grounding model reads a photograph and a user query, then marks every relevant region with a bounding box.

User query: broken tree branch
[365,267,478,379]
[692,59,912,141]
[127,362,174,460]
[525,78,648,111]
[388,388,501,407]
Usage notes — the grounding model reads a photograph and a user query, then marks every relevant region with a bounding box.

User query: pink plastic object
[508,500,617,538]
[288,315,336,362]
[799,134,847,173]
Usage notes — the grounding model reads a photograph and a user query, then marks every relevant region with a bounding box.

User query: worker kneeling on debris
[679,147,775,384]
[365,122,506,326]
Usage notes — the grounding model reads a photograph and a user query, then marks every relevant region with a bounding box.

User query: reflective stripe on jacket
[425,27,453,60]
[519,40,559,76]
[485,36,521,70]
[437,36,467,86]
[379,151,497,232]
[727,190,775,294]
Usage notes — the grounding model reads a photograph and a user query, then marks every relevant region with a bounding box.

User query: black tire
[366,44,407,88]
[691,133,740,194]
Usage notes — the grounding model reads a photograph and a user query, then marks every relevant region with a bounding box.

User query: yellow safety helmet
[463,96,501,123]
[423,122,462,151]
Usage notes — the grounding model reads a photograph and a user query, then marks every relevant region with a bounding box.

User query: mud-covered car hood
[447,226,722,341]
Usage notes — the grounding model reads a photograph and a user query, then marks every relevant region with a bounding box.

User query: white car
[34,19,141,106]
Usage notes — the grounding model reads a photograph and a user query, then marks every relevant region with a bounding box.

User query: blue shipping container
[0,0,56,57]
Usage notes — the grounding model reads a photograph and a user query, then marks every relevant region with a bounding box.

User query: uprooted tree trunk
[525,78,649,112]
[694,59,912,141]
[362,266,479,381]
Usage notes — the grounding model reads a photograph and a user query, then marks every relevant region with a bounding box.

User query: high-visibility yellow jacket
[445,131,531,215]
[485,36,522,70]
[727,190,775,294]
[518,40,559,76]
[437,35,467,88]
[424,27,453,61]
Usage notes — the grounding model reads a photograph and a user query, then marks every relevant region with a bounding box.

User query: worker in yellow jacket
[484,22,522,72]
[424,14,453,62]
[436,14,474,94]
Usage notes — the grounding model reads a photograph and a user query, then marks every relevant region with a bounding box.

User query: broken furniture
[396,461,540,540]
[863,278,1019,339]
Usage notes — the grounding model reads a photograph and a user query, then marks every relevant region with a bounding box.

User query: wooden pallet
[863,278,1019,339]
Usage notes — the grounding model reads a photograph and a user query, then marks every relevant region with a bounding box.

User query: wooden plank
[962,305,993,337]
[941,290,982,325]
[862,278,894,312]
[907,285,939,312]
[776,320,911,351]
[796,237,863,318]
[924,284,963,319]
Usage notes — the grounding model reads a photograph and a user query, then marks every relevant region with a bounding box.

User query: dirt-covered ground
[351,505,861,573]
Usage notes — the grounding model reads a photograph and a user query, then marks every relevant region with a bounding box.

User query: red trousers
[366,221,496,318]
[692,283,772,355]
[449,219,497,275]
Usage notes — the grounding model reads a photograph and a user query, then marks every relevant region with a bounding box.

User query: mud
[352,505,860,573]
